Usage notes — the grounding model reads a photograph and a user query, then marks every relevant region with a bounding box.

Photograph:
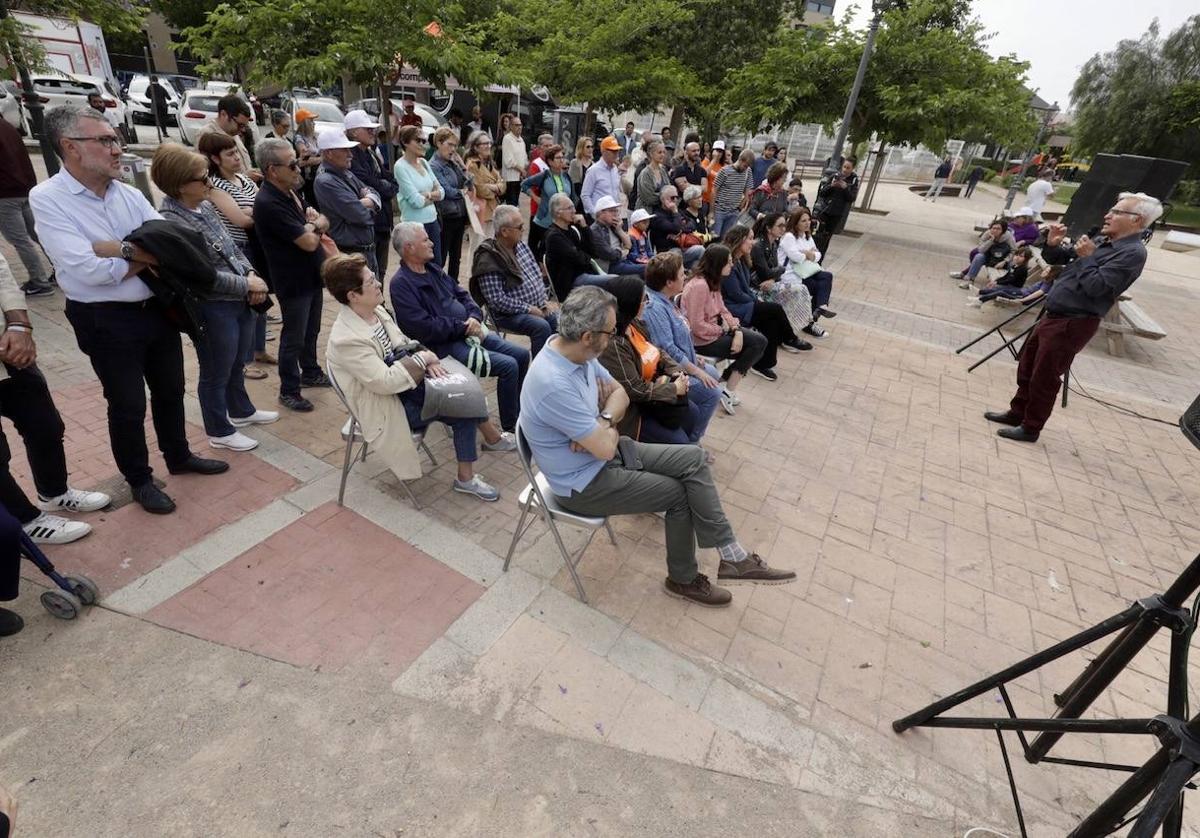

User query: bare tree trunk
[860,143,888,211]
[668,105,685,141]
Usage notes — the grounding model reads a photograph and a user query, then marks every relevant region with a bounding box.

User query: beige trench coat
[326,304,423,481]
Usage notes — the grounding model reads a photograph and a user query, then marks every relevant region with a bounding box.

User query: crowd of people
[0,102,856,634]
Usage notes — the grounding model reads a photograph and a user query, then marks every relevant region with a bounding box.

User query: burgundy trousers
[1009,314,1100,432]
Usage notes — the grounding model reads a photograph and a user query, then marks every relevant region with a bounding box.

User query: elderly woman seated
[598,274,719,452]
[648,185,706,270]
[323,253,510,502]
[151,143,275,453]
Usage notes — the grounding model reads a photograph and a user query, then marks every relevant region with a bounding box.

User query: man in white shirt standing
[501,117,527,208]
[1025,169,1055,220]
[29,105,229,516]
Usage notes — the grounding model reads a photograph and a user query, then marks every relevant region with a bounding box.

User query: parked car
[70,73,127,128]
[345,97,444,132]
[281,96,345,134]
[204,80,266,124]
[176,90,222,146]
[0,83,23,134]
[126,75,180,125]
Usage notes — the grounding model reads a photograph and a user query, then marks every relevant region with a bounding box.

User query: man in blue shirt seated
[390,221,528,438]
[519,285,795,607]
[470,204,559,359]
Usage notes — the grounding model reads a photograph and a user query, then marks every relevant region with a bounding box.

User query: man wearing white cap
[314,127,382,272]
[588,195,643,276]
[345,109,398,275]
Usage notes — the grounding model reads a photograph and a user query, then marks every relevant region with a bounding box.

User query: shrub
[1173,179,1200,207]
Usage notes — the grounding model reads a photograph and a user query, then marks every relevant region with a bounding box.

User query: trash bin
[119,153,154,203]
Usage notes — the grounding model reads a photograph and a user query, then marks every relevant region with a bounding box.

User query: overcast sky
[843,0,1196,113]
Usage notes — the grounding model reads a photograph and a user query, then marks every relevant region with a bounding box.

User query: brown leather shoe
[244,366,268,380]
[664,573,732,607]
[255,351,278,365]
[717,553,797,584]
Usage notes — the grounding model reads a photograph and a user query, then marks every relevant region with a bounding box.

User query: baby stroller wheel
[65,575,100,606]
[41,588,82,620]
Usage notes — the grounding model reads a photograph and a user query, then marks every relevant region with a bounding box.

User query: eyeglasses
[1108,208,1141,218]
[591,327,618,337]
[501,223,525,232]
[270,160,301,171]
[67,135,121,149]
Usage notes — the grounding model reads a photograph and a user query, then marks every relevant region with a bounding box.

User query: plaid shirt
[476,241,548,315]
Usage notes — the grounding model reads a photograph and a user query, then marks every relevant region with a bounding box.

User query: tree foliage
[151,0,221,31]
[182,0,509,92]
[724,0,1035,151]
[2,0,146,72]
[1070,15,1200,166]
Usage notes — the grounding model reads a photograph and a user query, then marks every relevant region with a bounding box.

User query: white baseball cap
[343,109,380,132]
[317,128,358,151]
[1016,206,1034,217]
[712,140,726,151]
[593,195,621,213]
[629,208,654,225]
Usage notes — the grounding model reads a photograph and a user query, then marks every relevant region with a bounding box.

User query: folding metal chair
[327,363,436,507]
[502,424,616,603]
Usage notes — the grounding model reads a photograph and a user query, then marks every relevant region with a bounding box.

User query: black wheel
[66,575,99,606]
[41,588,81,620]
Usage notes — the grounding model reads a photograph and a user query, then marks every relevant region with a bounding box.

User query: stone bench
[1100,299,1167,356]
[1162,230,1200,253]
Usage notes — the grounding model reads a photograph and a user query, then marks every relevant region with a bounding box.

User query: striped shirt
[713,165,752,213]
[210,173,258,245]
[371,319,394,355]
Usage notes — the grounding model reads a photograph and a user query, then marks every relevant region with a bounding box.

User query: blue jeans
[713,210,740,237]
[610,260,646,277]
[400,384,481,463]
[802,270,834,309]
[965,252,988,280]
[243,311,267,363]
[446,333,529,432]
[688,362,723,441]
[493,311,558,359]
[196,300,257,437]
[278,289,324,397]
[573,273,614,292]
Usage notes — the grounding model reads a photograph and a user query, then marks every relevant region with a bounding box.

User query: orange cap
[294,108,318,122]
[600,136,621,152]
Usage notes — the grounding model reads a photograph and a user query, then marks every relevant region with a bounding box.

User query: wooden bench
[1100,299,1167,356]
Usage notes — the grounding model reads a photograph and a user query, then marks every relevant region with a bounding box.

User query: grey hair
[492,204,521,231]
[391,221,426,254]
[549,192,574,214]
[44,105,108,155]
[659,185,678,201]
[1118,191,1163,228]
[271,109,289,125]
[558,285,616,341]
[538,133,554,144]
[256,137,293,168]
[682,184,703,203]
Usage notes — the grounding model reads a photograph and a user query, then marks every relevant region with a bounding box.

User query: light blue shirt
[581,158,621,216]
[393,157,439,224]
[29,169,161,303]
[519,338,615,497]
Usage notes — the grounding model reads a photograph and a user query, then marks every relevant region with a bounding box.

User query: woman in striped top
[200,131,274,379]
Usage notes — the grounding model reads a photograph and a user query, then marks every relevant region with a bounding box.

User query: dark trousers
[802,270,835,310]
[423,220,443,268]
[637,401,700,446]
[440,213,467,281]
[965,179,980,198]
[814,224,834,264]
[375,230,392,278]
[445,333,529,432]
[0,366,68,523]
[0,503,21,601]
[493,311,558,358]
[1010,315,1100,432]
[504,181,522,207]
[528,222,547,261]
[65,300,191,487]
[400,384,481,463]
[277,290,324,397]
[747,301,796,371]
[693,327,767,379]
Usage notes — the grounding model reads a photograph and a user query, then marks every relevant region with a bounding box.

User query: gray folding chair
[327,363,436,507]
[502,423,616,603]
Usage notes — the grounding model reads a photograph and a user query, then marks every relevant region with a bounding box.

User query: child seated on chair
[322,253,514,503]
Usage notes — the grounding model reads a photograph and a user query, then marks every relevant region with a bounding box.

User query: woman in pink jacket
[680,244,767,412]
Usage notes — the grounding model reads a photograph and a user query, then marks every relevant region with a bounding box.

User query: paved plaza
[2,177,1200,836]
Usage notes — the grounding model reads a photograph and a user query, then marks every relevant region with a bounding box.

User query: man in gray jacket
[314,129,381,272]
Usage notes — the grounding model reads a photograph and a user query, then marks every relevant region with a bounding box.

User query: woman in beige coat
[323,254,509,502]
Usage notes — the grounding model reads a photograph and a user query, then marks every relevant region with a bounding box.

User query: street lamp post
[1003,99,1058,211]
[825,0,886,176]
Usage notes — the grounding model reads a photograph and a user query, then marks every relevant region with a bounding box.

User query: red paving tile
[10,382,299,591]
[145,502,484,678]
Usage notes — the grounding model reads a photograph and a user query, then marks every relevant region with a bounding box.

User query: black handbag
[642,394,692,430]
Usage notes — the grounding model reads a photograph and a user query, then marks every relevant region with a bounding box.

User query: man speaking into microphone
[983,191,1162,442]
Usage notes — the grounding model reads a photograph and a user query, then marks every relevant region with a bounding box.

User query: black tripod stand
[955,298,1073,409]
[894,394,1200,836]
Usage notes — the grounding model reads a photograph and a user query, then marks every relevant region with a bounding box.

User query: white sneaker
[481,431,517,452]
[23,513,91,545]
[722,387,741,406]
[966,298,982,308]
[229,410,280,427]
[719,392,737,415]
[949,271,964,279]
[957,281,972,290]
[453,475,500,502]
[37,487,111,513]
[209,431,259,451]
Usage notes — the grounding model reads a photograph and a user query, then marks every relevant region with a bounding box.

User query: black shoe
[750,367,778,382]
[300,372,332,388]
[132,482,176,514]
[0,607,23,637]
[663,573,732,608]
[279,393,314,412]
[21,281,53,297]
[816,306,837,319]
[984,410,1022,427]
[167,456,231,476]
[784,337,813,352]
[997,426,1040,443]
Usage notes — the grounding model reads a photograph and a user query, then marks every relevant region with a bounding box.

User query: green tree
[1070,15,1200,167]
[151,0,221,31]
[724,0,1035,151]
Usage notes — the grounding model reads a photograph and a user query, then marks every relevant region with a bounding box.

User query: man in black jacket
[814,157,859,260]
[984,193,1161,442]
[544,193,613,302]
